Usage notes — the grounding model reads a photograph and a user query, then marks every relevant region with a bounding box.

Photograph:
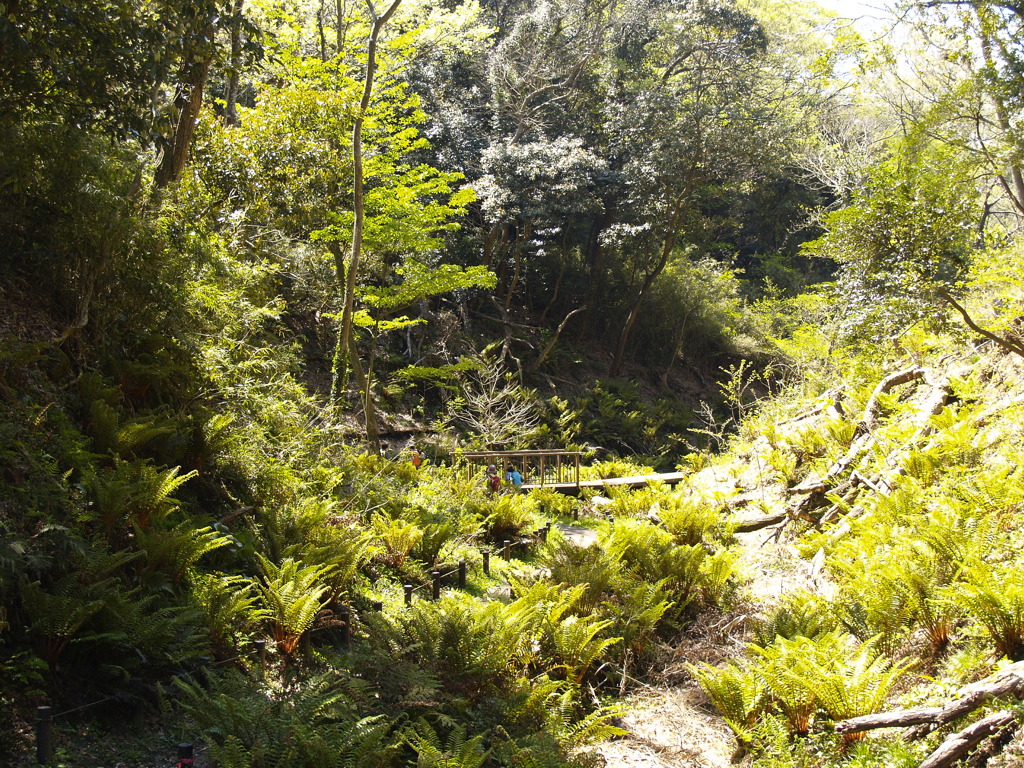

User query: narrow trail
[590,459,823,768]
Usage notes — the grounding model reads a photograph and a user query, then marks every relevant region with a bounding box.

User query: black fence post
[372,600,383,612]
[254,638,267,670]
[339,607,351,645]
[482,549,490,575]
[404,583,414,605]
[458,559,467,589]
[503,539,511,560]
[432,570,441,601]
[573,507,579,520]
[177,743,195,768]
[36,705,52,764]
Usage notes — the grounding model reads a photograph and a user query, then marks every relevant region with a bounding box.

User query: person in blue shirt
[506,465,523,492]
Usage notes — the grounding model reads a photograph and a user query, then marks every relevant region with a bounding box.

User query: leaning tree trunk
[155,29,215,189]
[609,175,695,376]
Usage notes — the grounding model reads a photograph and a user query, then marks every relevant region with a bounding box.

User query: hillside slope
[602,339,1024,768]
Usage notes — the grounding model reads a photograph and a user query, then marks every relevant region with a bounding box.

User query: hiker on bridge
[506,465,523,492]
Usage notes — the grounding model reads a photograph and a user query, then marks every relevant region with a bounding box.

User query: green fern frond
[188,572,265,659]
[407,721,490,768]
[544,613,620,684]
[753,590,837,646]
[957,562,1024,659]
[87,398,121,455]
[688,659,766,739]
[256,554,331,657]
[135,523,232,586]
[20,577,105,669]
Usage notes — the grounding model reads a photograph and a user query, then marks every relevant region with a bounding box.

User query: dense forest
[4,0,1024,766]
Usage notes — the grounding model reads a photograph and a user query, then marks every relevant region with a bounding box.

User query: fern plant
[483,493,536,543]
[406,721,490,768]
[188,572,265,660]
[398,593,536,694]
[542,536,621,615]
[749,631,908,738]
[83,460,197,540]
[956,561,1024,659]
[602,578,673,660]
[175,668,395,768]
[19,576,106,672]
[688,659,766,744]
[541,612,620,685]
[659,494,731,546]
[86,398,172,459]
[371,513,423,569]
[752,590,837,646]
[133,521,232,587]
[255,555,331,657]
[538,684,628,751]
[805,635,909,730]
[285,524,375,604]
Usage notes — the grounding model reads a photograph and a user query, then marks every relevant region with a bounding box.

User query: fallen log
[917,710,1016,768]
[818,373,952,532]
[835,661,1024,735]
[733,511,788,532]
[783,368,924,521]
[858,366,927,435]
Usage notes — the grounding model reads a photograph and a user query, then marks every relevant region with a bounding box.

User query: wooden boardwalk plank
[522,471,686,496]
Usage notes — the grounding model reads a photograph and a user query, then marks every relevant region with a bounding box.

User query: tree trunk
[610,173,695,376]
[938,287,1024,359]
[974,5,1024,214]
[317,0,328,61]
[540,235,570,323]
[336,0,348,53]
[335,0,404,391]
[225,0,243,126]
[155,29,215,188]
[584,204,614,330]
[503,222,529,311]
[530,305,586,373]
[610,235,673,376]
[350,334,381,453]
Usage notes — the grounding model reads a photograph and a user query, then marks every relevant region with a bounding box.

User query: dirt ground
[589,461,824,768]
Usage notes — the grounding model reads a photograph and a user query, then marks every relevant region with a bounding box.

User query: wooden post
[458,560,467,589]
[372,600,383,612]
[432,570,441,600]
[404,583,414,605]
[482,549,491,575]
[36,706,53,764]
[503,539,511,560]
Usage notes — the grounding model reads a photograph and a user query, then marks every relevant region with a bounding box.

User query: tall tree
[337,0,406,392]
[606,0,774,374]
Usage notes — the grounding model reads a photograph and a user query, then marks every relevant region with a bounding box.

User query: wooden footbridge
[460,449,686,496]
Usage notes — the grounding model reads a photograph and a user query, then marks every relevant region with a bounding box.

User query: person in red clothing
[485,464,500,495]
